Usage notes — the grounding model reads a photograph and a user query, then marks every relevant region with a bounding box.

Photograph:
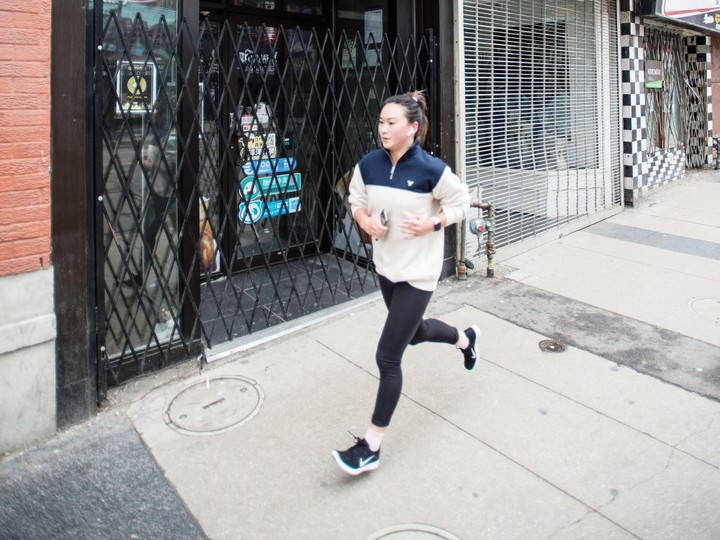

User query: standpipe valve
[468,202,496,278]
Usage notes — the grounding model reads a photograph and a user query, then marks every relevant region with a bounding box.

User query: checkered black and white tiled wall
[687,36,714,167]
[620,0,711,204]
[620,0,647,203]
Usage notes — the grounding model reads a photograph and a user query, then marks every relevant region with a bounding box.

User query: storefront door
[200,0,399,275]
[199,12,327,275]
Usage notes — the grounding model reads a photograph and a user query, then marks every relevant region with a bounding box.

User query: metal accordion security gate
[644,27,688,158]
[460,0,622,260]
[94,4,436,385]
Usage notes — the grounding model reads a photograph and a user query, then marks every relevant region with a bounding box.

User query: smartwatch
[431,216,442,232]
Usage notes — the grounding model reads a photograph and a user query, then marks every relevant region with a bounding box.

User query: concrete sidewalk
[3,169,720,539]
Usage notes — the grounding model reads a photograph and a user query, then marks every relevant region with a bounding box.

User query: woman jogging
[332,90,479,476]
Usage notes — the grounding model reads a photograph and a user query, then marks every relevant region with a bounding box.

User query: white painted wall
[0,269,57,454]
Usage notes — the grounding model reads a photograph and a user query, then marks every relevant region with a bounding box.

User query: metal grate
[644,27,687,155]
[96,5,435,384]
[461,0,622,259]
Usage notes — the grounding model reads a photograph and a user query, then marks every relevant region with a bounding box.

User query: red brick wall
[0,1,51,277]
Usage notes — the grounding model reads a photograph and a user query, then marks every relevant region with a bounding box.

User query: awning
[639,0,720,36]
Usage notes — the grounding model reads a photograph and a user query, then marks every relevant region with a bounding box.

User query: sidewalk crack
[596,447,676,514]
[673,411,720,455]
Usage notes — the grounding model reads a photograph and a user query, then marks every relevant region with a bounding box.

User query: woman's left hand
[399,215,433,239]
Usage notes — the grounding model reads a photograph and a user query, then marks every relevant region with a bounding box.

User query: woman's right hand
[358,211,388,241]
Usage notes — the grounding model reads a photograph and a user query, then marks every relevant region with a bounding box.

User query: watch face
[433,218,442,231]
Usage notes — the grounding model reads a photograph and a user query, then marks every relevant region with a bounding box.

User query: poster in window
[364,8,383,44]
[364,8,383,67]
[116,61,157,115]
[341,40,357,70]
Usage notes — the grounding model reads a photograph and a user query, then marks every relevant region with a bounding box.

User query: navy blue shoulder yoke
[358,144,448,194]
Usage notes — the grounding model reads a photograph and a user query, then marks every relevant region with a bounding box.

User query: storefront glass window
[231,0,279,9]
[286,0,322,15]
[232,23,308,260]
[471,1,598,171]
[335,0,389,41]
[463,0,621,251]
[229,0,323,14]
[644,27,686,153]
[99,0,180,358]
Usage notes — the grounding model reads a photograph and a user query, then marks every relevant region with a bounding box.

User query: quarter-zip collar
[385,141,421,180]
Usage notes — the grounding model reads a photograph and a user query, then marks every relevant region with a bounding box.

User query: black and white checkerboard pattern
[620,0,647,202]
[643,149,685,199]
[686,36,711,168]
[620,0,710,204]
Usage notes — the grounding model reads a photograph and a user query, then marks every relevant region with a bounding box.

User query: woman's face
[378,103,417,154]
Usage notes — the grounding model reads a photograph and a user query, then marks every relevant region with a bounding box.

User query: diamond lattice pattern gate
[97,7,435,384]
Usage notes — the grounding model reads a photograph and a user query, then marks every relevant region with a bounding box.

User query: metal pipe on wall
[468,201,496,279]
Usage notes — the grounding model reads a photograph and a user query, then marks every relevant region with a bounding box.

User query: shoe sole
[465,324,481,370]
[331,450,379,476]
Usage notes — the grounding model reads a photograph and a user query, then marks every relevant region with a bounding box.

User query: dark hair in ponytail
[382,90,429,146]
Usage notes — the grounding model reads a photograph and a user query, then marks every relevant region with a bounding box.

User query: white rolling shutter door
[461,0,622,259]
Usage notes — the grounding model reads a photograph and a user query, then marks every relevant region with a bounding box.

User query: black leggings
[371,274,460,428]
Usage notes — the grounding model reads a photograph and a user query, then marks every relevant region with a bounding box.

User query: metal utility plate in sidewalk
[164,375,264,436]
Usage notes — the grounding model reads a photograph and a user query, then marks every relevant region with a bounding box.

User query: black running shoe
[332,437,380,476]
[461,325,481,370]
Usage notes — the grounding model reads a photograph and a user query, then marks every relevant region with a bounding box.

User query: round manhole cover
[539,339,566,353]
[366,524,462,540]
[689,297,720,324]
[164,375,264,436]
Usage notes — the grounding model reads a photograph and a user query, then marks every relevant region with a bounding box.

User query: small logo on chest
[406,180,414,187]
